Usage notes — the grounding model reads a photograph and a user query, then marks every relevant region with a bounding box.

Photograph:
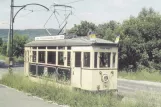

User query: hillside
[0,29,59,41]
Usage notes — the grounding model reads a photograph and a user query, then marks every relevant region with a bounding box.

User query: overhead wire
[43,10,55,35]
[15,9,34,20]
[44,3,73,35]
[62,0,84,5]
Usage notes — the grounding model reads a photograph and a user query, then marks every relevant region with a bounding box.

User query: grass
[0,54,6,60]
[0,73,120,107]
[0,54,24,64]
[0,73,161,107]
[118,69,161,82]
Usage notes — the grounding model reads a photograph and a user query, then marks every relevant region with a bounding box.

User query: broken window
[113,53,116,68]
[48,67,57,78]
[75,52,81,67]
[48,52,56,64]
[32,51,36,62]
[94,52,97,68]
[30,64,36,75]
[38,51,45,63]
[99,52,111,68]
[37,66,44,76]
[58,52,64,65]
[67,52,71,66]
[84,52,90,67]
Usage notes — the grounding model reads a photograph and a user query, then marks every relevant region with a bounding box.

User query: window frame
[58,51,64,66]
[83,52,91,68]
[99,52,111,68]
[38,51,46,63]
[47,51,56,64]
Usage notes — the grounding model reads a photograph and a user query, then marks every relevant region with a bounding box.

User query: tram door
[72,52,82,88]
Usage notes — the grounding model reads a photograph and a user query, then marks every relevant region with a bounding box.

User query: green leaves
[68,7,161,70]
[68,21,97,36]
[13,34,29,58]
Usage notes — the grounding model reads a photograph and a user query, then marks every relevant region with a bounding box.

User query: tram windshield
[99,52,111,68]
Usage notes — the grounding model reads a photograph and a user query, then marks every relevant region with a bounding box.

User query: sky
[0,0,160,29]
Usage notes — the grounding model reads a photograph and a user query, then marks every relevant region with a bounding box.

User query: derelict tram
[24,35,118,91]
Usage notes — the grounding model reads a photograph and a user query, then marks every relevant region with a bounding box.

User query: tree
[12,34,29,58]
[0,38,3,46]
[68,7,161,70]
[0,42,7,55]
[96,20,121,41]
[119,7,161,70]
[68,21,97,36]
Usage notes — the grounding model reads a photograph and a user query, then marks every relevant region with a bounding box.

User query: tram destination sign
[35,35,65,41]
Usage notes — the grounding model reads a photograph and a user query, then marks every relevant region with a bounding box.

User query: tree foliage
[12,34,29,58]
[68,21,97,36]
[0,38,3,46]
[69,7,161,70]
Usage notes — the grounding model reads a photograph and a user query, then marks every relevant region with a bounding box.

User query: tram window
[37,66,44,76]
[58,46,65,50]
[32,51,36,62]
[94,52,97,68]
[47,46,56,49]
[30,64,36,75]
[67,46,71,50]
[58,52,64,65]
[33,47,37,49]
[99,52,111,68]
[84,52,90,67]
[48,67,56,77]
[48,52,56,64]
[38,47,46,49]
[75,52,81,67]
[67,52,71,66]
[38,51,45,63]
[113,53,116,68]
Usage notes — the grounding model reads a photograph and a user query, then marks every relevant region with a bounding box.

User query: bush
[13,56,24,64]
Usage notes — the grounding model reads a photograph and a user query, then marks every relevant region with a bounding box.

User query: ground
[1,66,161,107]
[0,85,61,107]
[0,67,63,107]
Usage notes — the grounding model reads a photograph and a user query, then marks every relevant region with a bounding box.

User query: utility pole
[8,0,14,71]
[7,0,49,72]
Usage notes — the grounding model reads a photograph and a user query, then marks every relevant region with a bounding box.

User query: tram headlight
[102,74,108,83]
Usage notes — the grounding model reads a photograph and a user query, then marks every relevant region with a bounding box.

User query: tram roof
[25,36,118,47]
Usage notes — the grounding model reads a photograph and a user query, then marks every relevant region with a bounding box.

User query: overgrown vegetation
[119,69,161,82]
[69,7,161,71]
[0,34,29,64]
[0,54,6,60]
[1,73,161,107]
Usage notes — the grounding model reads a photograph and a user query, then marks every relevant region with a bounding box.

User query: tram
[24,35,118,91]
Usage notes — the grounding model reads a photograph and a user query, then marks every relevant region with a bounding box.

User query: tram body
[24,35,118,91]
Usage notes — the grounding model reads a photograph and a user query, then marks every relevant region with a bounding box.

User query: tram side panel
[92,70,117,91]
[81,69,93,90]
[80,69,117,91]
